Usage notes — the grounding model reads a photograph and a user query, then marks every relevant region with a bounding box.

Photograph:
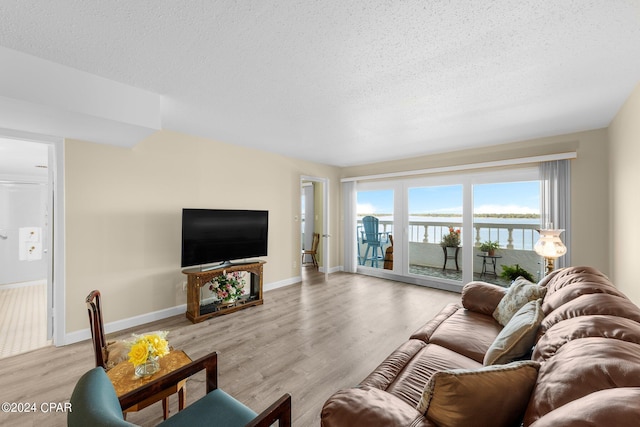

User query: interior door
[301,175,330,281]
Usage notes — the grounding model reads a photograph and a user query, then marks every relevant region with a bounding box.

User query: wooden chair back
[85,290,107,368]
[311,232,320,253]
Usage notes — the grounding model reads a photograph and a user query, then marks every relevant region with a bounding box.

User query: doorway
[300,176,330,282]
[0,136,56,357]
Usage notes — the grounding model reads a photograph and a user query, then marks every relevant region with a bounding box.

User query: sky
[357,181,540,215]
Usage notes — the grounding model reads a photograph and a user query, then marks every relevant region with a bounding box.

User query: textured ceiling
[1,1,639,166]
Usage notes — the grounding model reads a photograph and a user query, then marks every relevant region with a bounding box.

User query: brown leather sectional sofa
[321,266,640,426]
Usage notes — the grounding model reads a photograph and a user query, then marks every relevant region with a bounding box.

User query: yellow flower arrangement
[127,331,169,366]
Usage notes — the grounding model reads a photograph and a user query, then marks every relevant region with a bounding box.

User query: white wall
[0,182,47,285]
[609,82,640,306]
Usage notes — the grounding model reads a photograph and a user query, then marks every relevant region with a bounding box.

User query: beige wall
[65,130,341,334]
[609,83,640,306]
[342,129,610,275]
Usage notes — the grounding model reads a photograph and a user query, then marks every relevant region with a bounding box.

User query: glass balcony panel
[356,190,393,270]
[472,181,542,286]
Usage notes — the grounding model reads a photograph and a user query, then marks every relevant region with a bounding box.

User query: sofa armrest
[461,281,507,316]
[321,387,434,427]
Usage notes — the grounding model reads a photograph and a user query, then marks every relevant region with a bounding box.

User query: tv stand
[182,260,265,323]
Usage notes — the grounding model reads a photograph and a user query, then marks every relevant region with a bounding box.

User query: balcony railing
[358,218,539,250]
[357,218,543,282]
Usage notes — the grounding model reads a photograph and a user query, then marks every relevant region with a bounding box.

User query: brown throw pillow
[417,360,540,427]
[484,299,544,365]
[493,277,546,326]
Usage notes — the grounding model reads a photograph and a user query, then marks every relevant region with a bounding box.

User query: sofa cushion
[533,314,640,362]
[538,293,640,338]
[417,360,540,427]
[411,303,460,343]
[493,277,546,326]
[538,265,611,293]
[384,344,481,407]
[524,337,640,425]
[528,387,640,427]
[427,308,502,363]
[484,299,543,366]
[541,280,626,315]
[360,339,427,391]
[321,386,435,427]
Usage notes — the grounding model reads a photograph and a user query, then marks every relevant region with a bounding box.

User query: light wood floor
[0,269,459,427]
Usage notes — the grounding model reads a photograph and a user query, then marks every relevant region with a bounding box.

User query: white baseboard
[264,276,301,291]
[63,303,187,345]
[317,265,343,274]
[63,276,304,346]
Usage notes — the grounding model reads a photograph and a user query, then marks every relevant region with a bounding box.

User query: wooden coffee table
[107,350,191,419]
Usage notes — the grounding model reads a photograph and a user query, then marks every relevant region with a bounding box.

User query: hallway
[0,280,50,359]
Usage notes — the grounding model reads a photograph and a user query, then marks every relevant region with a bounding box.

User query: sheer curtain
[540,160,571,268]
[342,181,358,273]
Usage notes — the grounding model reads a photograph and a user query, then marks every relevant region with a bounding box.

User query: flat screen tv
[181,209,268,268]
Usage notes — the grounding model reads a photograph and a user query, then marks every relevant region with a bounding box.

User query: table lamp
[534,226,567,275]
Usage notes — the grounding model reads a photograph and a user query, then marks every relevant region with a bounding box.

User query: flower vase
[135,356,160,378]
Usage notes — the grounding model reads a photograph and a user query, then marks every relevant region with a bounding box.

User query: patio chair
[361,216,389,268]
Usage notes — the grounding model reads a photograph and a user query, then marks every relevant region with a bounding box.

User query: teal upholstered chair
[68,352,291,427]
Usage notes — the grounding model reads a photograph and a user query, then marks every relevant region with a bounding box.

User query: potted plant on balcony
[440,226,461,248]
[479,240,500,256]
[441,226,461,270]
[500,264,535,282]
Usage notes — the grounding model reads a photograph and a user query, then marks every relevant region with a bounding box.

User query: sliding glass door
[408,184,464,283]
[472,180,541,285]
[356,189,394,270]
[352,166,543,289]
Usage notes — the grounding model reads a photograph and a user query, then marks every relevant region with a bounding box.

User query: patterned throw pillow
[493,277,547,326]
[417,360,540,427]
[484,299,544,365]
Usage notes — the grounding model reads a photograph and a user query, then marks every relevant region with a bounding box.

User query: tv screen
[181,209,268,268]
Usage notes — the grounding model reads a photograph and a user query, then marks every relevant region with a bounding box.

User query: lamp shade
[534,229,567,259]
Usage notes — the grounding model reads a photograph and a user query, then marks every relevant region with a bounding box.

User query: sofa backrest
[524,266,640,426]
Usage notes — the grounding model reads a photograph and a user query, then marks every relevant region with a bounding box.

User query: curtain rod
[340,152,577,183]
